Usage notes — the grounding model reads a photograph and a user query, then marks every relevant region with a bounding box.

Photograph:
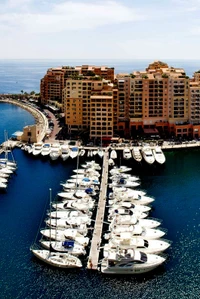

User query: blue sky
[1,0,200,59]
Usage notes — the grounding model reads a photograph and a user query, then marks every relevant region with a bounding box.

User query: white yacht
[41,143,51,157]
[69,147,79,159]
[110,173,140,182]
[40,240,86,256]
[97,148,104,158]
[109,215,161,228]
[31,249,82,268]
[0,180,7,189]
[152,146,166,164]
[110,166,132,175]
[123,148,132,159]
[49,143,61,160]
[106,237,171,254]
[109,178,140,188]
[53,199,94,212]
[32,142,43,156]
[108,202,151,214]
[60,144,70,161]
[110,149,117,159]
[141,146,155,164]
[105,226,166,240]
[101,249,166,274]
[132,147,142,162]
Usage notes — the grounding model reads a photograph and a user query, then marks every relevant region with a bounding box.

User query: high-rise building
[63,78,115,141]
[40,65,114,110]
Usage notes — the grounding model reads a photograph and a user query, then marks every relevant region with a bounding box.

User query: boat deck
[87,148,109,270]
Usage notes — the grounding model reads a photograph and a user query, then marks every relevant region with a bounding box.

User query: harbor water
[0,103,199,298]
[0,59,200,298]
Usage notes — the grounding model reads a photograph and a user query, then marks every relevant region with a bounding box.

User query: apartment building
[41,61,200,140]
[63,78,115,141]
[40,65,114,111]
[115,62,193,138]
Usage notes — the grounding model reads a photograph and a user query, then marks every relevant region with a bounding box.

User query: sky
[1,0,200,59]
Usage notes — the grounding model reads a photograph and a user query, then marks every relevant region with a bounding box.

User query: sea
[0,60,200,299]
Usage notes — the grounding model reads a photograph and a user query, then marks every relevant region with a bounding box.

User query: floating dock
[87,148,109,270]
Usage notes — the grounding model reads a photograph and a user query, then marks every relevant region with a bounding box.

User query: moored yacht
[49,143,61,160]
[132,147,142,162]
[123,148,132,159]
[141,146,155,164]
[31,249,82,268]
[101,249,166,274]
[152,146,166,164]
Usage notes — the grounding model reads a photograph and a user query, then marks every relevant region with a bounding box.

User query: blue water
[1,59,200,94]
[0,61,200,298]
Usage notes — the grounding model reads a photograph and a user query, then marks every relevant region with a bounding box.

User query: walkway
[87,148,109,270]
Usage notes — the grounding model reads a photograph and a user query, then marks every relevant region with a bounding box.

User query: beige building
[40,65,115,111]
[21,125,39,143]
[63,78,115,141]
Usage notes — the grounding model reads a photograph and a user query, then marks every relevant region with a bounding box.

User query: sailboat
[0,130,17,170]
[30,188,83,268]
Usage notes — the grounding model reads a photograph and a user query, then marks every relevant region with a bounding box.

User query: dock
[87,148,109,270]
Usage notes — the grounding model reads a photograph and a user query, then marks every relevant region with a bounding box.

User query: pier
[87,148,109,270]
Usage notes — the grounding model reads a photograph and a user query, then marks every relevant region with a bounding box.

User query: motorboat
[110,166,132,175]
[48,209,92,221]
[45,218,89,231]
[46,215,91,227]
[0,166,13,174]
[52,198,95,212]
[108,202,151,214]
[123,148,132,159]
[61,186,97,197]
[61,182,99,191]
[110,149,117,160]
[104,226,166,240]
[0,181,7,189]
[108,159,115,166]
[57,190,92,200]
[32,142,43,156]
[92,150,98,156]
[40,240,86,255]
[49,143,61,160]
[101,249,166,274]
[132,147,142,162]
[97,148,104,158]
[152,146,166,164]
[81,161,101,170]
[110,187,146,198]
[110,173,140,182]
[0,177,8,183]
[109,189,155,205]
[109,215,161,228]
[71,171,100,179]
[87,150,93,157]
[79,149,86,156]
[0,172,9,178]
[109,178,140,188]
[69,147,79,159]
[106,237,171,254]
[141,146,155,164]
[31,249,82,268]
[41,143,51,156]
[67,177,100,185]
[40,228,89,244]
[60,144,70,161]
[73,168,100,177]
[108,209,148,220]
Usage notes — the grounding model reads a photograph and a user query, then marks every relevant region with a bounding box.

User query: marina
[0,101,199,297]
